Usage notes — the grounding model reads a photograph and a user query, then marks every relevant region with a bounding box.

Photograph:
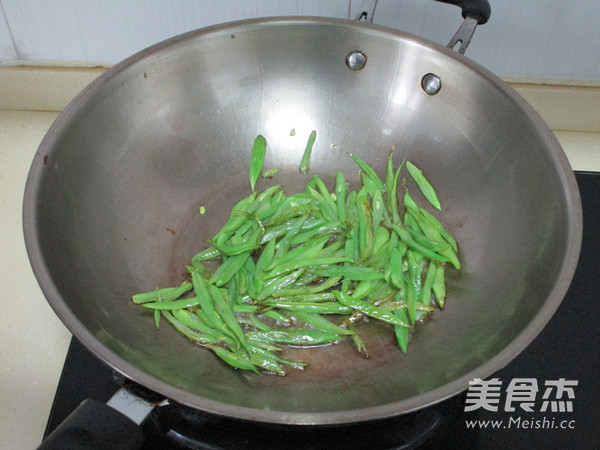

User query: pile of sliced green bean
[132,134,460,374]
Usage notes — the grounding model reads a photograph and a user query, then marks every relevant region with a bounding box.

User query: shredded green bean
[249,135,267,192]
[132,134,460,375]
[299,130,317,174]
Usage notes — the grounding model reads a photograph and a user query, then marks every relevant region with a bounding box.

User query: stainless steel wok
[24,1,582,432]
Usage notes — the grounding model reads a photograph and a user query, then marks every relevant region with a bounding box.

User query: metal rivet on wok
[346,51,367,71]
[421,73,442,95]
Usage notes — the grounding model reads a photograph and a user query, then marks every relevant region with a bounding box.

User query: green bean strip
[273,215,309,262]
[208,345,258,372]
[371,282,398,304]
[315,240,343,259]
[385,152,395,194]
[171,309,236,347]
[264,203,314,227]
[419,208,458,252]
[211,240,260,257]
[299,129,317,174]
[271,188,286,203]
[312,176,338,215]
[161,311,219,345]
[247,329,341,346]
[249,339,282,353]
[132,287,176,304]
[255,239,276,276]
[256,192,285,222]
[248,350,285,375]
[369,226,390,261]
[244,257,259,299]
[359,172,379,199]
[271,276,341,297]
[261,217,325,244]
[335,171,347,222]
[263,301,352,315]
[431,261,447,308]
[311,265,384,281]
[259,269,306,299]
[349,153,385,192]
[420,262,437,306]
[211,195,258,246]
[268,236,328,270]
[190,270,227,332]
[403,190,419,212]
[194,307,218,333]
[334,290,410,327]
[261,168,280,178]
[228,272,241,306]
[289,224,342,247]
[247,344,305,370]
[356,190,374,261]
[232,303,258,313]
[142,297,201,310]
[350,280,374,300]
[411,216,460,270]
[249,135,267,192]
[389,162,404,224]
[241,313,272,332]
[132,282,192,304]
[254,185,282,216]
[349,323,369,358]
[137,288,171,329]
[249,347,286,373]
[403,225,451,253]
[392,224,450,263]
[191,247,220,266]
[394,309,410,354]
[237,270,249,297]
[272,292,337,302]
[306,186,336,222]
[406,250,421,323]
[261,309,292,325]
[286,311,355,335]
[343,227,359,291]
[384,231,400,283]
[154,309,161,330]
[389,247,406,291]
[210,252,251,287]
[209,285,246,347]
[372,189,384,231]
[262,256,349,280]
[345,190,357,222]
[406,161,441,211]
[378,301,435,313]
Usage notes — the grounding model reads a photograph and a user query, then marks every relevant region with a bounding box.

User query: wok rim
[22,16,583,425]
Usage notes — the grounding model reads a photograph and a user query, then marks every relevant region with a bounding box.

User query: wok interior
[29,19,578,423]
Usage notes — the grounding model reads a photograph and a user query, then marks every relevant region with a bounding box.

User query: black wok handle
[435,0,491,25]
[435,0,491,54]
[36,399,145,450]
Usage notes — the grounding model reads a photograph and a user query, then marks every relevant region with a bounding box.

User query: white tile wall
[368,0,600,82]
[1,0,599,83]
[0,2,17,59]
[0,0,350,64]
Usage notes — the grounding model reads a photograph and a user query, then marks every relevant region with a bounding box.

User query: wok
[24,0,582,440]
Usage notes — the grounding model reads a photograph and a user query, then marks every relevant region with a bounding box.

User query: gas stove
[42,172,600,449]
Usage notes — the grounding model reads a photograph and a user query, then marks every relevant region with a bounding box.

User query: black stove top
[43,172,600,449]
